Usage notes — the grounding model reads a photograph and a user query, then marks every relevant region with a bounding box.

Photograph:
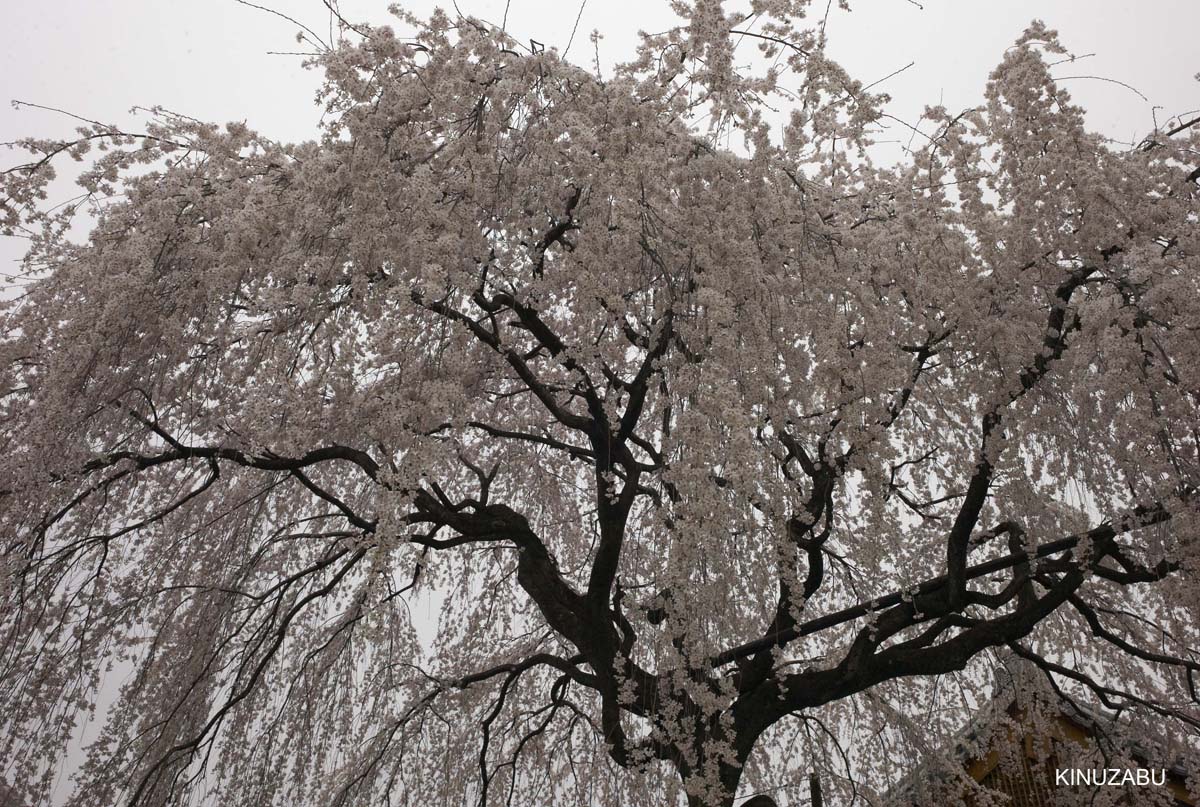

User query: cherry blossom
[1,5,1197,806]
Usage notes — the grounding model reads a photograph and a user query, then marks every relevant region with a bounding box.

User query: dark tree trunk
[741,796,780,807]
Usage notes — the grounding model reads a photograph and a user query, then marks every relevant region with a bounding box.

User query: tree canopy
[2,3,1198,806]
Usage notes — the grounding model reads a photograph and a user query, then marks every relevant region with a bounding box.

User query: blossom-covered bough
[2,3,1198,805]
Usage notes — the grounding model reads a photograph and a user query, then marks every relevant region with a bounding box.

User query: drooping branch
[713,504,1171,669]
[945,264,1095,604]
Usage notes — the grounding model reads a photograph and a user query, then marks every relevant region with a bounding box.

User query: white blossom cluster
[1,4,1198,806]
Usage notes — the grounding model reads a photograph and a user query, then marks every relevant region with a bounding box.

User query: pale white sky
[3,1,1197,141]
[2,1,1197,273]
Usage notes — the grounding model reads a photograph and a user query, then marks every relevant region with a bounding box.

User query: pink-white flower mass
[1,4,1197,806]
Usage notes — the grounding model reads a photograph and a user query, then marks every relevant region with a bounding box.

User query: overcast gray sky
[3,1,1198,137]
[0,0,1197,544]
[2,1,1197,273]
